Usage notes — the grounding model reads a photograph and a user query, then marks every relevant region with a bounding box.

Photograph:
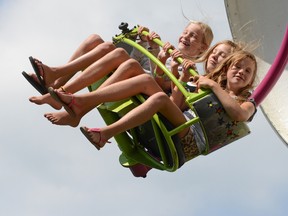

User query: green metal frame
[90,24,211,171]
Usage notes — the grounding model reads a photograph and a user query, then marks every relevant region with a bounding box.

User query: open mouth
[235,75,245,81]
[181,40,190,47]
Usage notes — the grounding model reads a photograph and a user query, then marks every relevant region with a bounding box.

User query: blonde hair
[206,50,257,102]
[198,40,242,72]
[187,20,214,58]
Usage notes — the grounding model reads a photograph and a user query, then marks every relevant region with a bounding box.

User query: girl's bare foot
[32,57,60,87]
[48,88,82,117]
[44,111,81,127]
[80,126,110,149]
[29,94,62,110]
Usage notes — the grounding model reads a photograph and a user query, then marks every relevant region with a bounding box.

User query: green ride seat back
[134,113,186,168]
[193,92,251,155]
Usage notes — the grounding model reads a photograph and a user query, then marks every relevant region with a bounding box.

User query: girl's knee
[114,48,130,59]
[117,59,142,76]
[86,34,104,45]
[154,92,169,101]
[124,59,142,69]
[149,92,170,107]
[84,35,115,52]
[141,73,155,83]
[81,34,105,53]
[98,41,116,52]
[85,34,104,48]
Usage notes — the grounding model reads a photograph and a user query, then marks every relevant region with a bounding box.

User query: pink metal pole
[251,26,288,106]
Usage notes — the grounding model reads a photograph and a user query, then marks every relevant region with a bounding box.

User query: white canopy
[225,0,288,146]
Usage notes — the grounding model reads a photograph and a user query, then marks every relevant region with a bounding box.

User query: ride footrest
[119,153,152,178]
[98,99,137,117]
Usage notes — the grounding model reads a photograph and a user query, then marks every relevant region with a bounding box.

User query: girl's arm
[135,26,161,72]
[196,76,255,121]
[170,59,194,110]
[153,42,174,91]
[141,28,161,72]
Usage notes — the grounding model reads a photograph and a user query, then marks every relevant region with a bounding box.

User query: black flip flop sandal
[22,71,48,94]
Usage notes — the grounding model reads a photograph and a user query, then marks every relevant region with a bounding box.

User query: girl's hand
[170,49,183,61]
[182,59,196,71]
[138,26,149,41]
[170,49,182,69]
[162,42,174,54]
[195,75,217,91]
[157,42,174,61]
[181,59,196,80]
[147,31,161,49]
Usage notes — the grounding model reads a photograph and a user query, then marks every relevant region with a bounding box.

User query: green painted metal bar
[105,24,212,171]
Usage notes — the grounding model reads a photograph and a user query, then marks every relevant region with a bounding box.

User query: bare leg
[96,58,146,89]
[29,34,115,106]
[52,41,116,86]
[55,34,106,86]
[27,34,106,90]
[44,73,161,127]
[30,40,116,89]
[61,48,131,93]
[31,48,131,108]
[81,92,189,148]
[44,59,146,126]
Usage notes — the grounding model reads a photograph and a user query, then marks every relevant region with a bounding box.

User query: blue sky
[0,0,287,216]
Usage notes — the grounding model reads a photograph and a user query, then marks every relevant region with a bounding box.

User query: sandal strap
[68,95,78,108]
[59,86,67,93]
[56,88,79,109]
[88,128,111,144]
